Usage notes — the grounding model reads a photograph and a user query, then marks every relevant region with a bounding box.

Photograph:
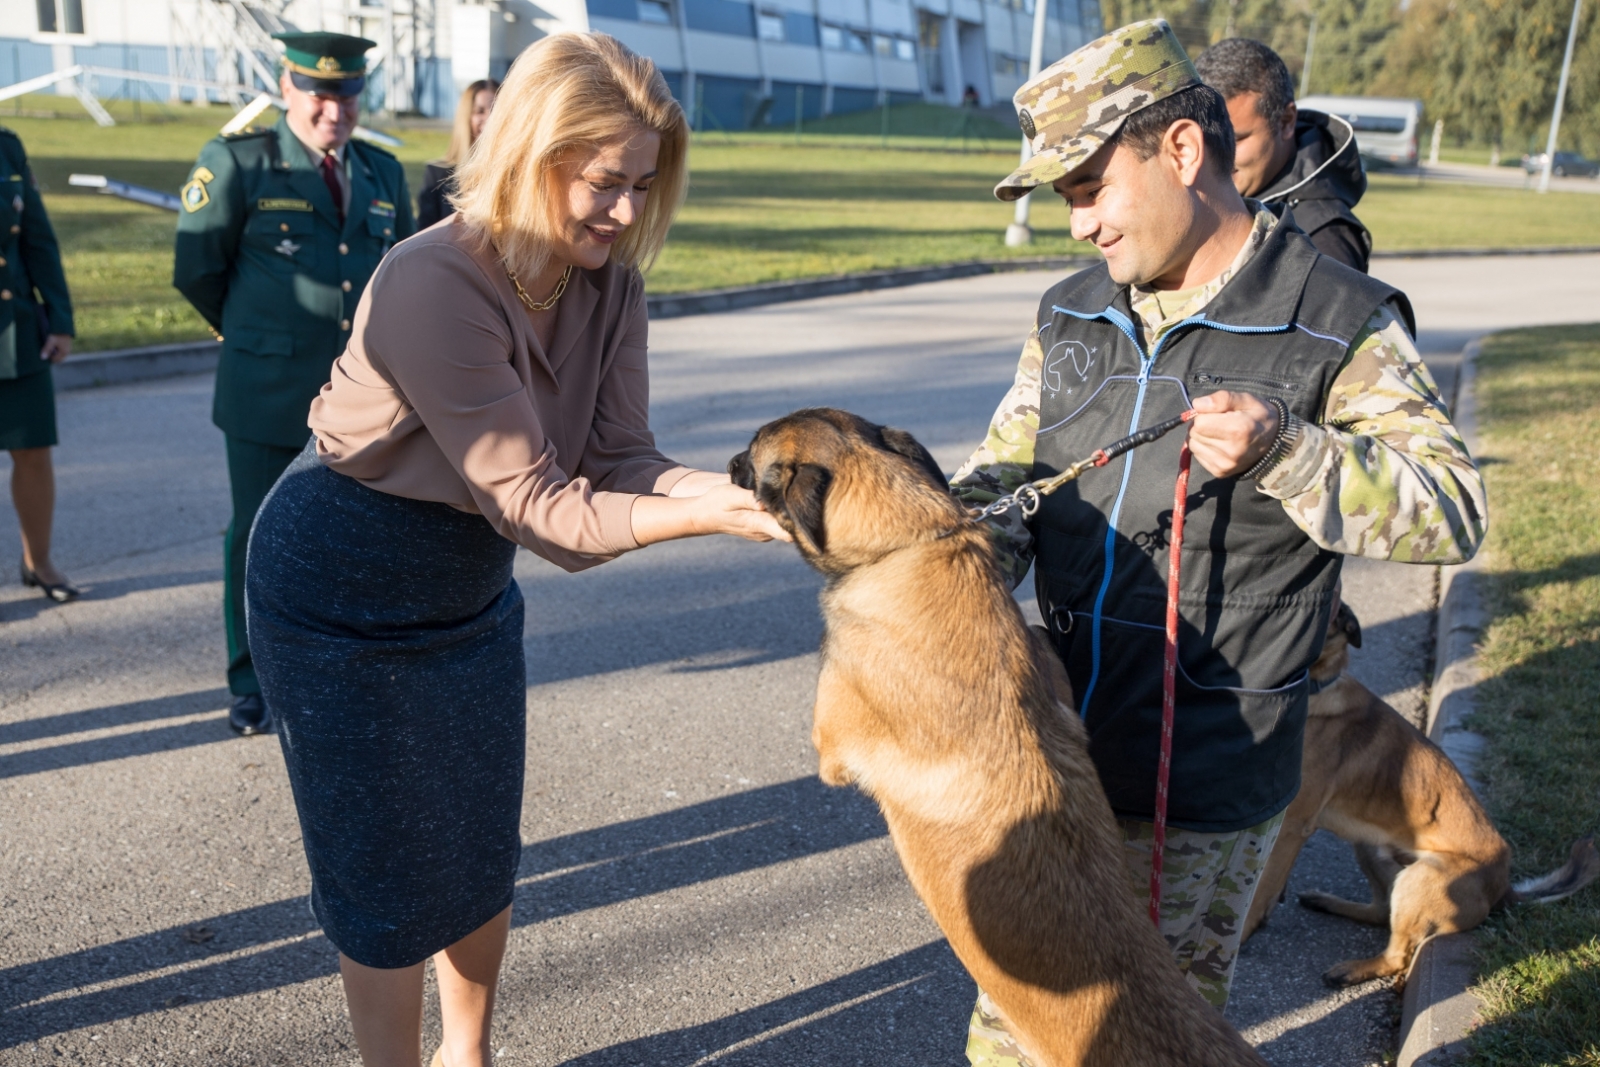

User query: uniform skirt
[0,365,57,451]
[248,442,525,969]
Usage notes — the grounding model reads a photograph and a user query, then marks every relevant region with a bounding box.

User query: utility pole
[1300,14,1317,96]
[1539,0,1583,194]
[1004,0,1051,246]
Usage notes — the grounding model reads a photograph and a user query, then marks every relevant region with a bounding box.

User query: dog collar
[1307,673,1340,695]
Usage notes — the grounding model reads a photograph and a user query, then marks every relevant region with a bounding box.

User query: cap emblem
[1018,109,1036,139]
[316,55,342,73]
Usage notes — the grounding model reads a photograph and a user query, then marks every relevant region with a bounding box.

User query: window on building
[37,0,85,34]
[638,0,674,22]
[873,34,892,55]
[893,38,915,61]
[757,11,785,40]
[846,29,870,52]
[820,24,842,48]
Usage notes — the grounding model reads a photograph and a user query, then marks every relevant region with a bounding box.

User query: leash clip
[1015,484,1043,519]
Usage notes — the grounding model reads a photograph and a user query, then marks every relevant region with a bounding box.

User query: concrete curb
[1398,338,1490,1067]
[641,255,1095,318]
[54,339,222,392]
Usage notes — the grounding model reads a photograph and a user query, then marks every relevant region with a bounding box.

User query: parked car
[1298,95,1423,166]
[1521,151,1600,178]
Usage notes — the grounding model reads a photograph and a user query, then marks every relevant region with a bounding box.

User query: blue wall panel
[72,43,175,100]
[694,74,761,130]
[767,81,824,126]
[684,0,755,37]
[830,86,877,115]
[1,39,61,88]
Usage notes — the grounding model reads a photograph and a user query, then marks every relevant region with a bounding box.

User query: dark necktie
[321,153,345,224]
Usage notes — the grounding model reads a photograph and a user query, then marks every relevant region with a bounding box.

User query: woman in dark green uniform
[1,126,78,603]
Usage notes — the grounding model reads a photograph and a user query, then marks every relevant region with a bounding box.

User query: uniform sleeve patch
[192,166,215,183]
[258,198,314,211]
[181,178,211,213]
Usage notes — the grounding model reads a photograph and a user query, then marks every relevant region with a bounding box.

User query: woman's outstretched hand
[632,483,791,546]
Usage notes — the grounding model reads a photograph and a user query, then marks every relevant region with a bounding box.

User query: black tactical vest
[1031,213,1413,831]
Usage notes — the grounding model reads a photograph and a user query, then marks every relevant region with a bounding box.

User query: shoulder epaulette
[0,126,21,144]
[221,126,272,141]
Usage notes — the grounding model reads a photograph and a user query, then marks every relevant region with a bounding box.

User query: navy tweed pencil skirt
[248,442,525,969]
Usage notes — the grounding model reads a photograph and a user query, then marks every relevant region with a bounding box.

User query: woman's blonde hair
[451,33,689,279]
[443,78,499,167]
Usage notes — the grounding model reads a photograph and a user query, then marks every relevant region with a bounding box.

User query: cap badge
[1018,109,1037,139]
[316,55,342,73]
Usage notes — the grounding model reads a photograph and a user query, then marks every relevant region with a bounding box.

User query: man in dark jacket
[174,32,413,736]
[1197,37,1373,272]
[957,19,1483,1063]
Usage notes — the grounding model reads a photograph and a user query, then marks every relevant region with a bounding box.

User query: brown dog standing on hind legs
[730,408,1266,1067]
[1244,601,1600,986]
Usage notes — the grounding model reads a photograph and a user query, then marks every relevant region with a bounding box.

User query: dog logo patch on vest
[1042,339,1095,396]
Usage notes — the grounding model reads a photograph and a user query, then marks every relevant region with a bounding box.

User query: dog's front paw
[817,753,855,787]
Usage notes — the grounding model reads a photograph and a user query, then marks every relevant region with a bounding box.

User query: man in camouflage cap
[953,20,1484,1064]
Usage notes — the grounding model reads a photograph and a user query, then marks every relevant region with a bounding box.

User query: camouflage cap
[995,19,1201,201]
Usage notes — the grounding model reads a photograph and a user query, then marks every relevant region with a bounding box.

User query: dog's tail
[1507,835,1600,905]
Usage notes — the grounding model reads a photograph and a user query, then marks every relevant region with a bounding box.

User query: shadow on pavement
[0,687,230,748]
[0,777,888,1048]
[554,940,971,1067]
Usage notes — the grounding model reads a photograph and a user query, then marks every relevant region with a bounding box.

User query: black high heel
[20,561,81,603]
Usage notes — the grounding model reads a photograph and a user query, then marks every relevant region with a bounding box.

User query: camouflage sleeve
[1256,304,1487,563]
[950,329,1044,590]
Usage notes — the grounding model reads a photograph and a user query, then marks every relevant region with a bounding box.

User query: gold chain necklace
[506,263,572,313]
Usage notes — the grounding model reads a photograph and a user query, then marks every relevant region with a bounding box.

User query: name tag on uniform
[259,198,314,212]
[368,199,396,218]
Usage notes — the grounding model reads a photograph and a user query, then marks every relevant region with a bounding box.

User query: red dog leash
[1151,438,1193,925]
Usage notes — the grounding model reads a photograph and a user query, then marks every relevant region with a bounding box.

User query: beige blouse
[309,218,689,572]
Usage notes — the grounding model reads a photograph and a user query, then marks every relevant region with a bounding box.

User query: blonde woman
[417,78,498,228]
[246,35,784,1067]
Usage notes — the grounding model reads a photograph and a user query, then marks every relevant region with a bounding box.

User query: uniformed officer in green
[1,126,78,603]
[174,31,414,735]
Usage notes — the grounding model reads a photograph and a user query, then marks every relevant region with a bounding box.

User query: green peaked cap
[273,31,376,79]
[995,19,1200,201]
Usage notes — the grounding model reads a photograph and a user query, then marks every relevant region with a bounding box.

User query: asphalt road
[3,253,1598,1066]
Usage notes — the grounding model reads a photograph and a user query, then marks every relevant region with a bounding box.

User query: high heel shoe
[20,561,81,603]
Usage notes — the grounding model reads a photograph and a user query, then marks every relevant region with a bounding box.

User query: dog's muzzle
[728,450,755,490]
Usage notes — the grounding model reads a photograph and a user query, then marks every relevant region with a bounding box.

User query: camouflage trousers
[964,812,1284,1067]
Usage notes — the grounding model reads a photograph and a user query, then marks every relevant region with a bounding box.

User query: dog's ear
[878,425,947,490]
[784,463,832,555]
[1338,603,1363,648]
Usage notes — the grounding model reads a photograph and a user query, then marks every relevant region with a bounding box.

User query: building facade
[3,0,1100,128]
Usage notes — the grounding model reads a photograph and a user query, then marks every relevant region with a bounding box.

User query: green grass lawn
[1463,323,1600,1067]
[6,95,1600,351]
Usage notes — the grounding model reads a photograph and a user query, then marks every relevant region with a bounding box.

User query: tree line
[1100,0,1599,155]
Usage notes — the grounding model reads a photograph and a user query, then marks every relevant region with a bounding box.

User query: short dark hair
[1110,84,1236,177]
[1194,38,1296,126]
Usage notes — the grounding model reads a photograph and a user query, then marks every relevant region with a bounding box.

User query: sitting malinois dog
[730,408,1265,1067]
[1244,602,1599,986]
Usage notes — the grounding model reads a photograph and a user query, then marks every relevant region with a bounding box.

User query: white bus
[1298,95,1424,167]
